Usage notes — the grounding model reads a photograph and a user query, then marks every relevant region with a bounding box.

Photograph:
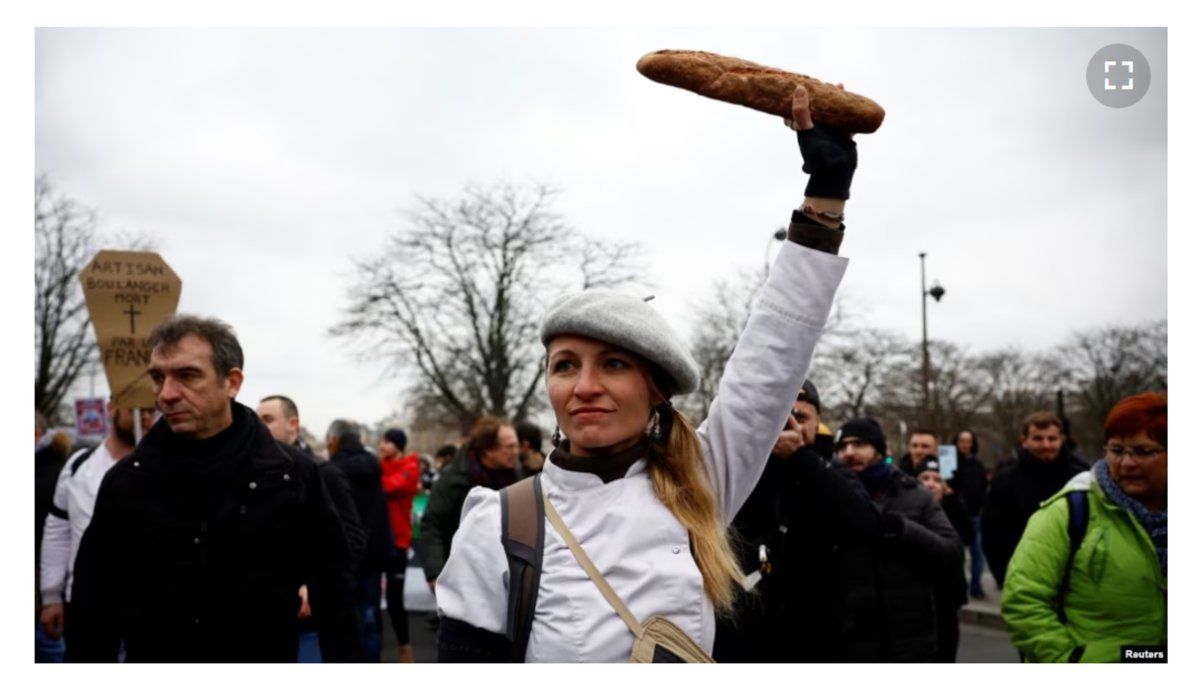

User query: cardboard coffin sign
[79,250,182,409]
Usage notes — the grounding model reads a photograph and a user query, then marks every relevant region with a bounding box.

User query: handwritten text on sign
[79,251,182,409]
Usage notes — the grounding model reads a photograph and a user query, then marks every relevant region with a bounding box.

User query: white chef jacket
[435,241,848,661]
[40,441,120,605]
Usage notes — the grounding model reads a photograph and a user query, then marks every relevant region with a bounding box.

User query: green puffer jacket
[1001,470,1166,662]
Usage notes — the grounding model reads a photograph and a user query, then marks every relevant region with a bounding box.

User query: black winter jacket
[980,447,1090,586]
[715,444,885,662]
[65,403,362,662]
[289,445,365,635]
[870,465,962,662]
[328,437,392,575]
[948,453,988,516]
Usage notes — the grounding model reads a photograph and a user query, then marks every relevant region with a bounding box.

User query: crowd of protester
[34,82,1165,663]
[34,319,1166,664]
[31,318,1169,664]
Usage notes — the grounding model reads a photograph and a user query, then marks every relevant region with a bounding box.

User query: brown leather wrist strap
[787,211,845,255]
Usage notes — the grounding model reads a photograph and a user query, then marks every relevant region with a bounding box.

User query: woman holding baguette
[434,84,859,662]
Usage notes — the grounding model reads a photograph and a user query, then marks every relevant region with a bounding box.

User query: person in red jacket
[378,428,421,662]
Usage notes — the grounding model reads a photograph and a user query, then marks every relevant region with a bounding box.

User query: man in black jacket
[66,315,361,662]
[980,411,1089,588]
[835,417,962,661]
[258,395,365,662]
[714,381,885,662]
[326,419,393,662]
[418,417,520,588]
[947,429,988,598]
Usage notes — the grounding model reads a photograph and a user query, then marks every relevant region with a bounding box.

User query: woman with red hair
[1001,392,1167,662]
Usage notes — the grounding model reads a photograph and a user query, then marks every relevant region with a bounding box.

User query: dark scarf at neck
[160,401,253,519]
[1017,446,1075,478]
[857,460,894,497]
[549,436,652,484]
[1093,459,1167,576]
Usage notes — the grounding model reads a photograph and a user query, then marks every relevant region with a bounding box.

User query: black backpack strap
[1055,490,1090,622]
[500,475,544,663]
[70,447,98,477]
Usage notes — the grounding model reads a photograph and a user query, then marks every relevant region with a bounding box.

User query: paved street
[958,624,1020,663]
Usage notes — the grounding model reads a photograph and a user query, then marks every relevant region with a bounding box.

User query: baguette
[636,49,885,134]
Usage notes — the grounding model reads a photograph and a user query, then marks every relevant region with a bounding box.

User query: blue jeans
[357,572,383,662]
[969,514,986,595]
[297,630,322,663]
[35,619,65,663]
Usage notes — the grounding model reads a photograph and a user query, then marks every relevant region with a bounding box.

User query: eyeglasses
[1103,445,1166,461]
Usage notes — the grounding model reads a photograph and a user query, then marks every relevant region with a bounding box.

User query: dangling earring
[649,407,662,442]
[552,425,562,447]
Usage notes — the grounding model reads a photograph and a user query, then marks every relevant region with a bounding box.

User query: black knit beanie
[384,428,408,451]
[835,417,887,457]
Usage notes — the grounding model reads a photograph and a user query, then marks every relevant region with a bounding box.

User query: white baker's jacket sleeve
[40,457,77,607]
[434,486,510,634]
[695,241,847,521]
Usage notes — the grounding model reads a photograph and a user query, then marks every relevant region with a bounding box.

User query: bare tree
[679,270,874,424]
[677,258,1168,468]
[331,182,640,433]
[677,267,765,421]
[966,347,1062,464]
[35,177,101,424]
[1055,320,1167,454]
[35,176,160,424]
[857,339,991,452]
[808,326,909,424]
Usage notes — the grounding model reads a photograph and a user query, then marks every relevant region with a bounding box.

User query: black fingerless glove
[797,123,857,200]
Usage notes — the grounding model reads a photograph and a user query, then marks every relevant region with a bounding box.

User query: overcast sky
[34,27,1167,441]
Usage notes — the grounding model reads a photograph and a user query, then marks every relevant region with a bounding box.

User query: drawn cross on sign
[123,303,142,333]
[79,250,182,409]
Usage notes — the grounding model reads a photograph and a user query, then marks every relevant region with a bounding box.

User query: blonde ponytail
[646,407,742,614]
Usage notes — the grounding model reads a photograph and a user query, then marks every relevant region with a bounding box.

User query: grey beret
[540,290,700,395]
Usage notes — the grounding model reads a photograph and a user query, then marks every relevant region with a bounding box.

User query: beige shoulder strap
[542,493,644,636]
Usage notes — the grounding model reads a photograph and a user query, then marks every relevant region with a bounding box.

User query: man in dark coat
[947,429,988,598]
[66,315,361,662]
[258,395,365,662]
[981,411,1089,587]
[418,417,520,587]
[326,419,393,662]
[835,417,962,661]
[714,381,885,662]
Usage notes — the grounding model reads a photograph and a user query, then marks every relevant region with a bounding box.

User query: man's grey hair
[326,418,361,442]
[148,314,244,376]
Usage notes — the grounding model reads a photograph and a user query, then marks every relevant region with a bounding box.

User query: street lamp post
[919,252,946,422]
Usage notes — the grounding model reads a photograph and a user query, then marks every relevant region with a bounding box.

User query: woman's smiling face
[546,335,655,454]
